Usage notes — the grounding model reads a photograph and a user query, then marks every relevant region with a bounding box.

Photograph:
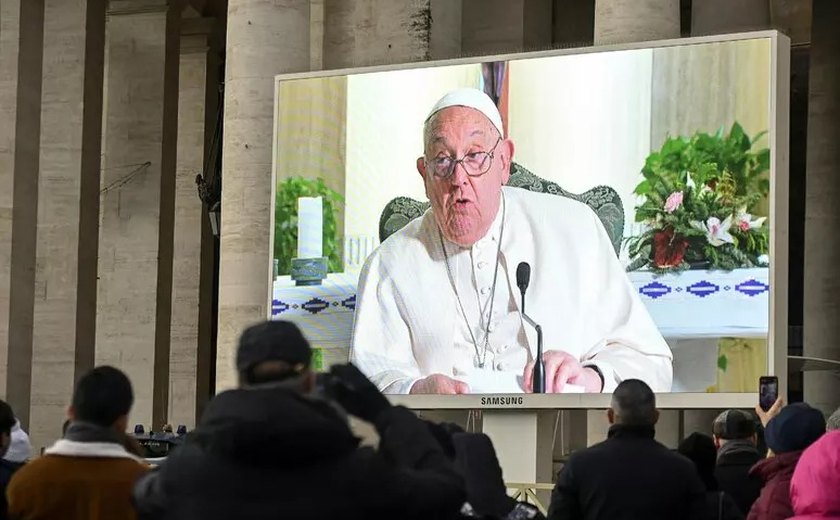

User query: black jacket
[134,387,465,520]
[547,424,707,520]
[452,433,545,520]
[0,459,24,520]
[714,440,762,516]
[698,491,745,520]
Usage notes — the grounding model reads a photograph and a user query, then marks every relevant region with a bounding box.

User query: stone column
[97,0,181,429]
[594,0,680,45]
[803,0,840,415]
[461,0,551,56]
[310,0,325,70]
[1,0,44,428]
[770,0,812,46]
[692,0,771,36]
[27,0,106,451]
[168,16,218,429]
[216,0,309,390]
[323,0,462,68]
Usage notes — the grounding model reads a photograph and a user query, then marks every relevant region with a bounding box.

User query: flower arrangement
[626,122,770,273]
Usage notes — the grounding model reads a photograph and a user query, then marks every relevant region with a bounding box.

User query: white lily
[690,216,734,247]
[735,206,767,231]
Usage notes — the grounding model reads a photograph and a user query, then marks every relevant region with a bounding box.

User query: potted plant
[626,122,770,273]
[274,176,343,276]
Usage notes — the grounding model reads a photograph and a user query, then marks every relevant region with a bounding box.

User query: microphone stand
[519,295,545,394]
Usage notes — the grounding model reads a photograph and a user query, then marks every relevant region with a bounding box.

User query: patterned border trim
[638,278,769,300]
[271,294,357,316]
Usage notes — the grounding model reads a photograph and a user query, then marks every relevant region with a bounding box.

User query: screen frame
[270,30,791,409]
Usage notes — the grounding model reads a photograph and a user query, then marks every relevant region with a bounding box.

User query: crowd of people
[0,320,837,520]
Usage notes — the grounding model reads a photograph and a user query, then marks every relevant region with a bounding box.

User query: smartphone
[759,376,779,412]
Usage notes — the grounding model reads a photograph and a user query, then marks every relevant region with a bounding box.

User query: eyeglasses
[426,137,502,179]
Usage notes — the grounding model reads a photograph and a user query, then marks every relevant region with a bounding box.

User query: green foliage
[274,176,344,276]
[626,122,771,273]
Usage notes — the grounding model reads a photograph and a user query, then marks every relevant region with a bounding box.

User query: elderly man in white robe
[350,88,672,395]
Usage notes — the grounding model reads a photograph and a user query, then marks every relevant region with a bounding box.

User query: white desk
[627,267,769,338]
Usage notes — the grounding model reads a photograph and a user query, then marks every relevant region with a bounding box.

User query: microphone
[516,262,531,314]
[516,262,545,394]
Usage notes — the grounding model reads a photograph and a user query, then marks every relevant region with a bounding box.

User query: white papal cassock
[350,186,673,394]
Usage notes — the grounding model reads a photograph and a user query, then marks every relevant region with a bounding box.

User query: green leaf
[312,348,325,371]
[634,179,652,195]
[718,355,728,372]
[660,137,687,157]
[756,148,771,174]
[750,130,768,146]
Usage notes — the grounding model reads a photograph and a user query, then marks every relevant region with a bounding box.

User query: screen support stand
[482,410,556,505]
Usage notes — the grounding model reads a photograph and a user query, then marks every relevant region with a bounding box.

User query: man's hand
[524,351,603,393]
[755,397,784,427]
[410,374,470,394]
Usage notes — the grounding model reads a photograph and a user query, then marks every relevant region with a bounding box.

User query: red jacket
[790,431,840,519]
[746,450,804,520]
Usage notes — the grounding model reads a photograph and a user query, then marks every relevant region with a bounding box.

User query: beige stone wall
[461,0,552,55]
[97,2,180,430]
[29,0,105,452]
[0,0,24,400]
[3,0,45,429]
[594,0,680,45]
[169,21,217,429]
[323,0,461,68]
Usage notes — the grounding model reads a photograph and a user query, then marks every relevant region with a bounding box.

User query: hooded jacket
[789,431,840,520]
[746,450,803,520]
[133,386,465,520]
[715,439,763,515]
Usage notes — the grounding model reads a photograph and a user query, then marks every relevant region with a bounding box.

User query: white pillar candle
[297,196,323,259]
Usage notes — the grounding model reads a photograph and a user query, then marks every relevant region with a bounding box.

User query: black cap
[236,321,312,374]
[713,409,756,440]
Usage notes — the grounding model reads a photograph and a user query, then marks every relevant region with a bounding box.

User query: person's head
[764,402,826,455]
[608,379,659,427]
[69,366,134,434]
[678,432,718,491]
[0,400,17,458]
[712,409,758,448]
[236,320,315,392]
[826,406,840,432]
[417,88,514,247]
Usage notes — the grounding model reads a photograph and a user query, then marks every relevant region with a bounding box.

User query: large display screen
[271,34,788,399]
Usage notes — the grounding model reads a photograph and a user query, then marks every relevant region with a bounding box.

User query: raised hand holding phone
[756,375,783,427]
